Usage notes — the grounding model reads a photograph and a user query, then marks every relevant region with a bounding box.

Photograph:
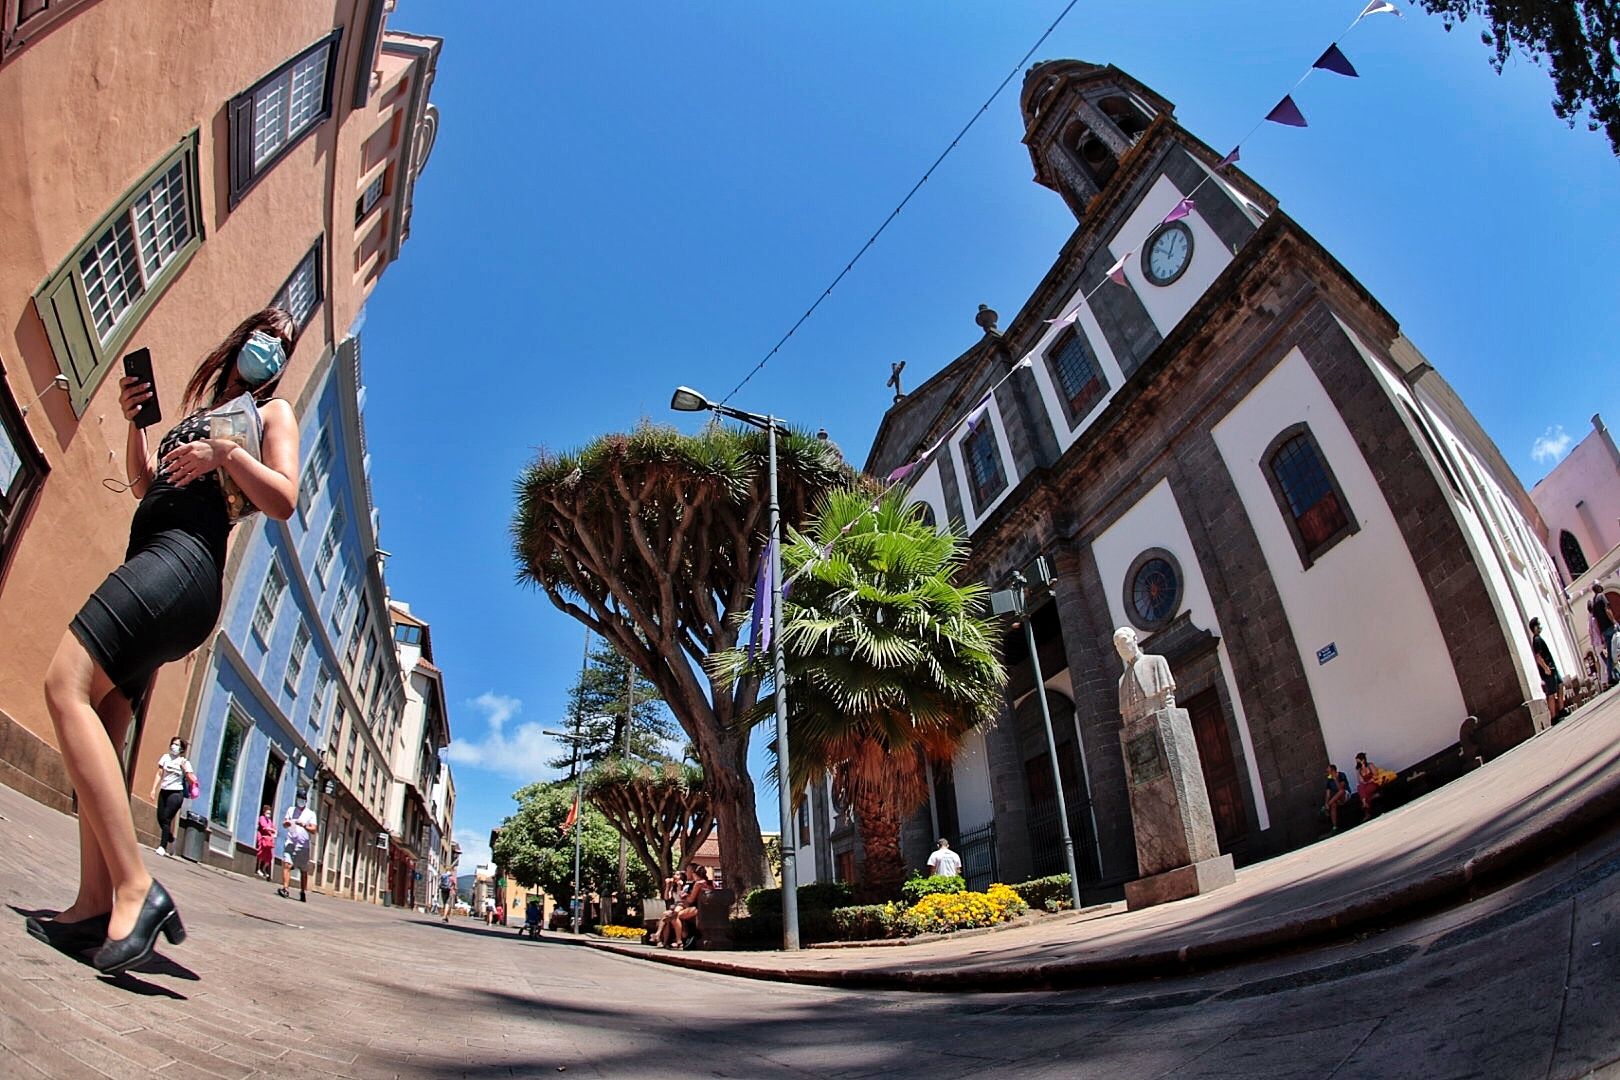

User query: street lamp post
[990,561,1085,912]
[671,385,800,951]
[544,726,592,933]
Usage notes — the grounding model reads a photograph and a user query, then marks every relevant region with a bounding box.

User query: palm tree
[715,488,1006,900]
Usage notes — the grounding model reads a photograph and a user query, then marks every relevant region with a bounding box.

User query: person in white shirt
[148,738,195,857]
[277,794,318,902]
[926,838,962,879]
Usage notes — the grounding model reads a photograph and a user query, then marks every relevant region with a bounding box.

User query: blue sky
[360,1,1620,870]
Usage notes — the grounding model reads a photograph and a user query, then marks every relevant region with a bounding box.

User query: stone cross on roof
[887,360,906,403]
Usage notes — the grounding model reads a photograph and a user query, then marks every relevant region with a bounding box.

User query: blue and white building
[183,334,405,902]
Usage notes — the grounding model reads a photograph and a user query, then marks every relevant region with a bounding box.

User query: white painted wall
[905,462,947,530]
[1088,478,1269,829]
[948,400,1020,534]
[1344,320,1579,685]
[1107,174,1236,339]
[1211,348,1468,773]
[1532,419,1620,577]
[951,727,995,833]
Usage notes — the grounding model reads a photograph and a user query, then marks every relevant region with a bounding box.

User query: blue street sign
[1317,642,1338,665]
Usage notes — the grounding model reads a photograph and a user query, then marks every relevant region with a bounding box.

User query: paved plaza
[3,698,1620,1077]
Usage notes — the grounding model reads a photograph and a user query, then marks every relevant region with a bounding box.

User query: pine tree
[550,641,678,776]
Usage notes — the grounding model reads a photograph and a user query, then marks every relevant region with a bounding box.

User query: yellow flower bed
[899,883,1027,936]
[599,924,646,939]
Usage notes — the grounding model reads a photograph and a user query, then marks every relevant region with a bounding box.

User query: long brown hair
[181,307,297,412]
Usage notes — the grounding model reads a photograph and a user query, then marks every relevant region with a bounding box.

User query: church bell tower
[1020,60,1176,221]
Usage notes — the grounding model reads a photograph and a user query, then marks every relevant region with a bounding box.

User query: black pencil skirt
[70,528,223,708]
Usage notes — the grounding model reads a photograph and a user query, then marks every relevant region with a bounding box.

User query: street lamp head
[670,386,712,413]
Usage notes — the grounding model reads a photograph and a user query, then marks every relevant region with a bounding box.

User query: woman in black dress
[32,308,301,974]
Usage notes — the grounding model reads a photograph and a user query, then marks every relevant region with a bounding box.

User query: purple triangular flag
[1357,0,1400,20]
[1313,43,1358,78]
[1218,145,1241,168]
[962,392,993,436]
[887,460,920,483]
[1161,197,1195,224]
[747,539,773,659]
[1265,95,1308,128]
[1105,249,1132,286]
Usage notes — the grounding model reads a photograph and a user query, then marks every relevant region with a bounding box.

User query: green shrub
[900,873,965,904]
[1008,873,1072,910]
[744,881,854,918]
[829,903,904,941]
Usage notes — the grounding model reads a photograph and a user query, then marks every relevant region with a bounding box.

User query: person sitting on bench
[671,864,712,949]
[1323,762,1353,831]
[655,869,690,947]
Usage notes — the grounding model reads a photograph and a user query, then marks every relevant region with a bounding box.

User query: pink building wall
[1531,415,1620,581]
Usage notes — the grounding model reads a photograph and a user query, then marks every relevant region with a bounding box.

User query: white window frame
[252,559,289,641]
[285,621,311,696]
[314,505,346,585]
[229,32,342,207]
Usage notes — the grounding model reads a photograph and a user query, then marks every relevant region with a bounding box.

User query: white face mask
[170,743,182,755]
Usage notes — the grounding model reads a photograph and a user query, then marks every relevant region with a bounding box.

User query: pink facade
[1531,415,1620,582]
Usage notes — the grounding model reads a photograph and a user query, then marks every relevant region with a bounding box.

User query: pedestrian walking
[1590,584,1617,686]
[439,869,456,923]
[254,804,277,878]
[278,794,318,902]
[32,308,300,975]
[148,736,195,858]
[926,837,962,878]
[1530,617,1568,721]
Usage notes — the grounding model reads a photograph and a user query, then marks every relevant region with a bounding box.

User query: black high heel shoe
[25,912,111,954]
[91,881,185,975]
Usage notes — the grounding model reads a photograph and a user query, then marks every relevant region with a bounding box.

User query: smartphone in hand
[122,348,161,428]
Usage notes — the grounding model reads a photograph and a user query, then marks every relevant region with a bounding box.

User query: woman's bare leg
[51,684,139,922]
[44,632,153,941]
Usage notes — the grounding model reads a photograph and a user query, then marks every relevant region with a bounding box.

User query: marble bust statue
[1115,626,1176,724]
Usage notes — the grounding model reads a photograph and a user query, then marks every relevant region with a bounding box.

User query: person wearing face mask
[278,793,318,902]
[148,737,195,857]
[30,309,301,975]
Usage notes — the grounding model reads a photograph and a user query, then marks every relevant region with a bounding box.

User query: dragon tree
[584,760,715,883]
[512,421,847,897]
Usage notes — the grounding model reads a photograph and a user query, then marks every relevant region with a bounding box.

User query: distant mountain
[456,873,476,896]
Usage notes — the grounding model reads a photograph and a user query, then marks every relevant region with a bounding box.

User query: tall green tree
[513,421,847,898]
[552,640,679,776]
[1415,1,1620,155]
[491,781,654,908]
[714,489,1007,901]
[583,760,714,881]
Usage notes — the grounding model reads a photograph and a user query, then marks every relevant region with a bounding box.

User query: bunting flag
[747,539,774,658]
[1265,95,1308,128]
[1161,197,1195,224]
[1105,249,1133,286]
[887,460,920,483]
[1218,145,1241,168]
[1357,0,1401,19]
[562,797,579,833]
[1313,43,1358,77]
[1043,306,1081,327]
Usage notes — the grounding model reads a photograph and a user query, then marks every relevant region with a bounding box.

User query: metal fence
[958,822,998,892]
[1025,798,1100,883]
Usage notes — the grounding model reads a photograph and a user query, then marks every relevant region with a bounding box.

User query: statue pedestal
[1118,705,1235,911]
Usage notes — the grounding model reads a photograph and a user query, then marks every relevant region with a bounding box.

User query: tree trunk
[709,728,768,904]
[852,783,906,902]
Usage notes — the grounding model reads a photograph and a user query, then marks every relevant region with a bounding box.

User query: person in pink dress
[254,805,276,879]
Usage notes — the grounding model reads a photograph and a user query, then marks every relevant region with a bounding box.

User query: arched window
[1099,95,1151,139]
[1043,327,1108,425]
[1263,425,1356,567]
[1561,530,1589,578]
[912,501,937,529]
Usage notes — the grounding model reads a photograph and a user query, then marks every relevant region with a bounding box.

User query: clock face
[1143,221,1193,286]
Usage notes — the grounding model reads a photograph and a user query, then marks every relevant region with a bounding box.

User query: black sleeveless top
[130,411,230,567]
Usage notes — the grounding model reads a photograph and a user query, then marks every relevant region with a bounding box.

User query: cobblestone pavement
[3,737,1620,1076]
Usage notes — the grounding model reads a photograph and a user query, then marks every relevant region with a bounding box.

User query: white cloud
[453,828,492,872]
[442,691,562,781]
[1531,425,1573,466]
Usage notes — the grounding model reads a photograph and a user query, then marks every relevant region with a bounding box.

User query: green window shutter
[34,271,98,415]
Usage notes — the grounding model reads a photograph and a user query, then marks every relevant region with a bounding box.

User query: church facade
[847,59,1576,890]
